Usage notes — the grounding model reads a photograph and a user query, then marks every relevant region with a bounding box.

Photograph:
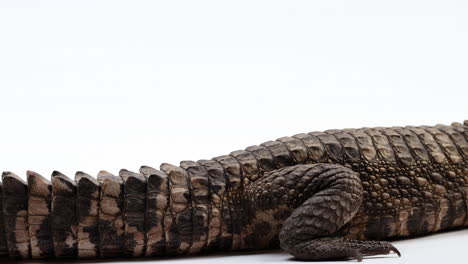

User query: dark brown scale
[362,128,397,163]
[380,127,415,166]
[380,214,398,239]
[277,136,310,165]
[447,191,467,229]
[309,131,344,163]
[421,202,437,234]
[424,126,464,164]
[75,171,100,258]
[51,171,78,258]
[394,127,431,162]
[450,122,466,140]
[464,120,468,139]
[292,133,326,163]
[347,129,378,163]
[245,145,276,173]
[139,166,168,256]
[180,161,210,254]
[363,216,381,240]
[230,150,259,183]
[120,169,147,257]
[212,155,242,250]
[0,181,7,257]
[160,163,193,255]
[197,159,231,251]
[260,140,295,168]
[326,130,360,164]
[407,126,448,164]
[406,206,425,236]
[436,192,457,233]
[436,125,468,161]
[27,171,54,259]
[2,172,31,259]
[97,171,124,258]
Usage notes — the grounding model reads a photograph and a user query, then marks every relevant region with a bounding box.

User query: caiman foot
[288,237,400,261]
[277,163,401,261]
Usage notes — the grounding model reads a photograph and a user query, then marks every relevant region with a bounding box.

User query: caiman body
[0,120,467,261]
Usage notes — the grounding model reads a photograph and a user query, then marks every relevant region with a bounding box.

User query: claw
[390,245,401,257]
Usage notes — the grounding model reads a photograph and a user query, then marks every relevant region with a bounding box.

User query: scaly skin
[0,121,467,261]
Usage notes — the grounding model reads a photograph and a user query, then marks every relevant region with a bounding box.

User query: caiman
[1,120,467,261]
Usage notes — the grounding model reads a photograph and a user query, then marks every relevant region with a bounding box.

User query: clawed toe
[353,240,401,260]
[390,245,401,257]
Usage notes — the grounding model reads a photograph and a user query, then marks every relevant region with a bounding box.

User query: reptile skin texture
[0,120,467,261]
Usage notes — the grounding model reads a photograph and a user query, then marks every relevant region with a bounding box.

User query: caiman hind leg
[277,164,400,261]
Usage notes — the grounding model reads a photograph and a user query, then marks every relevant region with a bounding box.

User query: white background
[0,1,467,263]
